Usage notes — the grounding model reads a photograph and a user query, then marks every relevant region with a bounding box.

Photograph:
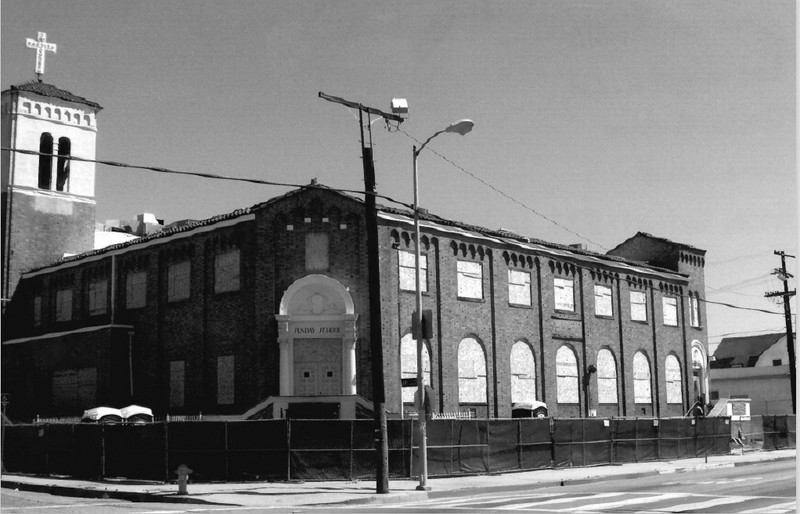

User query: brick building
[2,180,711,421]
[1,80,711,422]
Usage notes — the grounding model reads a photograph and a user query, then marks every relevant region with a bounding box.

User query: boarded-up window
[33,296,42,326]
[217,355,235,405]
[554,278,574,312]
[400,333,431,403]
[167,261,191,302]
[630,291,647,322]
[458,337,486,403]
[662,296,678,326]
[597,349,618,404]
[594,285,613,317]
[690,296,700,327]
[126,271,147,309]
[510,341,536,403]
[457,261,483,299]
[305,232,329,271]
[52,368,97,411]
[88,279,108,316]
[170,360,185,408]
[556,345,579,404]
[55,287,72,322]
[215,249,240,293]
[508,270,531,306]
[398,251,427,293]
[633,351,652,404]
[665,355,682,404]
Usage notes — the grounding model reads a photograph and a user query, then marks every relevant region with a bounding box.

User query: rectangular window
[662,296,678,326]
[305,232,329,271]
[217,355,235,405]
[167,261,191,302]
[508,270,531,306]
[690,297,700,327]
[398,250,427,293]
[554,278,574,312]
[773,359,783,366]
[630,291,647,322]
[457,261,483,299]
[710,391,720,401]
[125,271,147,309]
[55,288,73,322]
[169,360,185,408]
[88,279,108,316]
[214,249,241,293]
[594,285,613,317]
[33,296,42,327]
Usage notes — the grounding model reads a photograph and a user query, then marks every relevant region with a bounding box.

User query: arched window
[56,137,71,191]
[38,133,53,189]
[510,341,535,404]
[665,354,682,404]
[633,351,652,404]
[458,337,487,404]
[400,333,430,404]
[556,345,579,404]
[596,349,618,404]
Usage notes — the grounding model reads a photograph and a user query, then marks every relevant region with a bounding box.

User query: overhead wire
[395,127,609,252]
[0,147,416,211]
[1,147,786,317]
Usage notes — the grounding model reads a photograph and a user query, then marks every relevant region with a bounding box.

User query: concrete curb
[0,480,229,505]
[2,452,795,508]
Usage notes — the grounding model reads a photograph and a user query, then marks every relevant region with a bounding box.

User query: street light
[412,119,473,491]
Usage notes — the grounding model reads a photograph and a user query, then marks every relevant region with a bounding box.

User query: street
[1,458,794,513]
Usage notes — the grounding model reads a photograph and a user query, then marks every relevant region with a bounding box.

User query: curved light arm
[414,119,474,157]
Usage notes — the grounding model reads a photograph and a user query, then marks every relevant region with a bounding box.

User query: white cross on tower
[26,32,57,79]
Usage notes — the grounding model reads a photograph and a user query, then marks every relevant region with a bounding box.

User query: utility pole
[318,92,404,494]
[765,250,796,413]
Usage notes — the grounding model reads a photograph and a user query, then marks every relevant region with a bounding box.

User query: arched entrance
[691,341,709,404]
[274,275,358,397]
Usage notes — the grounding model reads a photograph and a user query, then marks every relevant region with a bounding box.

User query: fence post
[349,420,354,481]
[517,419,522,471]
[100,424,106,478]
[224,421,229,482]
[286,418,291,481]
[164,421,169,483]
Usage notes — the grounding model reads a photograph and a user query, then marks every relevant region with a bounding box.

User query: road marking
[739,500,799,513]
[652,495,750,512]
[495,492,625,510]
[559,493,686,511]
[8,502,131,510]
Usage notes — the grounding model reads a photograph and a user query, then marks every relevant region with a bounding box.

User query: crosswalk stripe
[495,492,626,510]
[560,492,686,511]
[414,491,560,508]
[737,500,798,513]
[652,495,749,512]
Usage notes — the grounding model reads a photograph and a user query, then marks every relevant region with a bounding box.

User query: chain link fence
[2,415,793,482]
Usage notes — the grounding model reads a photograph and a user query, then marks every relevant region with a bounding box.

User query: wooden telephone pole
[765,250,796,413]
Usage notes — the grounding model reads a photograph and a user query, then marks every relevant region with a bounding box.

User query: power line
[0,147,415,211]
[3,148,784,318]
[395,127,609,252]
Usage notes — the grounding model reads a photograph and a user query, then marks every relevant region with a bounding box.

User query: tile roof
[4,80,102,110]
[21,183,688,280]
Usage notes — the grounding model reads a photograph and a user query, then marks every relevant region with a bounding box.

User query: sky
[1,1,796,351]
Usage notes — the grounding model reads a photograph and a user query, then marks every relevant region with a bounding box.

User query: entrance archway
[275,275,358,397]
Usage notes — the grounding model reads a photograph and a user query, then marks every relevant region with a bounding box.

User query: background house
[709,332,793,415]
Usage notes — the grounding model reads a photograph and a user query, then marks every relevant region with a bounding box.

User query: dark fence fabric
[762,415,796,450]
[3,415,785,482]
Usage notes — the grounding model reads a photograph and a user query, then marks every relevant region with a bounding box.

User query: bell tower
[1,34,102,301]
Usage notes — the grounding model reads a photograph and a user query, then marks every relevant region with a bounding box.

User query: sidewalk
[1,449,795,508]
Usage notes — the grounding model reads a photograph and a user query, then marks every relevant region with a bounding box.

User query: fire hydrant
[176,464,193,495]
